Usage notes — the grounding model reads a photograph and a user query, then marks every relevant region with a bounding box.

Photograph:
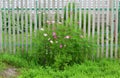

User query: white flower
[58,22,62,24]
[47,20,51,24]
[44,33,48,37]
[56,41,58,43]
[64,45,66,47]
[40,28,44,31]
[48,38,51,41]
[50,40,53,44]
[65,36,70,39]
[51,21,55,24]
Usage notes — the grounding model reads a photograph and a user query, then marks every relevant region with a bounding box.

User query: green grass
[0,61,6,72]
[0,53,120,78]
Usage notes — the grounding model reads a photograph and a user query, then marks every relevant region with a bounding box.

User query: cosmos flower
[60,44,63,48]
[47,20,51,25]
[50,40,53,44]
[40,28,44,31]
[56,41,58,43]
[53,32,57,39]
[51,21,55,24]
[65,36,70,39]
[48,38,51,41]
[44,33,48,37]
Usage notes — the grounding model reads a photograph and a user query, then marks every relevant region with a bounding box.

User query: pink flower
[54,36,57,39]
[51,21,55,24]
[65,36,70,39]
[53,32,57,39]
[53,32,56,36]
[60,44,63,48]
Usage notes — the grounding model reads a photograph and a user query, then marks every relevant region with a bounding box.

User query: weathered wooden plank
[97,0,100,58]
[25,0,28,52]
[0,1,2,52]
[30,0,33,50]
[88,0,91,37]
[3,0,7,52]
[17,0,20,52]
[12,0,16,53]
[115,0,119,58]
[79,0,82,29]
[21,0,24,52]
[110,0,114,58]
[101,0,105,57]
[106,0,110,58]
[92,0,96,38]
[83,0,86,36]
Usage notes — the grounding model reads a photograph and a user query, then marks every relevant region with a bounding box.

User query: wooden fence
[0,0,119,58]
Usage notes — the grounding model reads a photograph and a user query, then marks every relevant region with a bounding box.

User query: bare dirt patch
[0,67,19,78]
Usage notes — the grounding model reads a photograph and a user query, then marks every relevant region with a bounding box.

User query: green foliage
[18,59,120,78]
[29,24,96,69]
[0,53,35,68]
[1,53,120,78]
[0,60,6,72]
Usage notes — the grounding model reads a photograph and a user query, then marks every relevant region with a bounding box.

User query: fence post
[0,5,2,52]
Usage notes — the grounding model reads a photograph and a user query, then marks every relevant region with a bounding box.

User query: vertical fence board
[0,1,2,52]
[92,0,95,38]
[70,0,73,26]
[97,0,100,58]
[21,0,24,52]
[52,0,55,28]
[101,0,105,57]
[62,0,64,25]
[88,0,91,37]
[38,0,41,29]
[66,0,68,26]
[74,0,77,29]
[30,0,33,50]
[57,0,60,26]
[12,0,16,53]
[110,0,114,58]
[47,0,50,29]
[17,0,20,51]
[8,0,12,52]
[34,0,37,35]
[3,0,7,52]
[106,0,110,58]
[79,0,82,29]
[83,0,86,36]
[115,0,119,58]
[25,0,28,52]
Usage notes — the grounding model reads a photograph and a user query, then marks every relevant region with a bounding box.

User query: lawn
[0,53,120,78]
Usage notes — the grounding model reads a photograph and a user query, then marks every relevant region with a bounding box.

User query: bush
[29,24,96,69]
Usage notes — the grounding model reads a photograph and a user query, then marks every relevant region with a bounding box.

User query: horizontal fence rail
[0,0,120,58]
